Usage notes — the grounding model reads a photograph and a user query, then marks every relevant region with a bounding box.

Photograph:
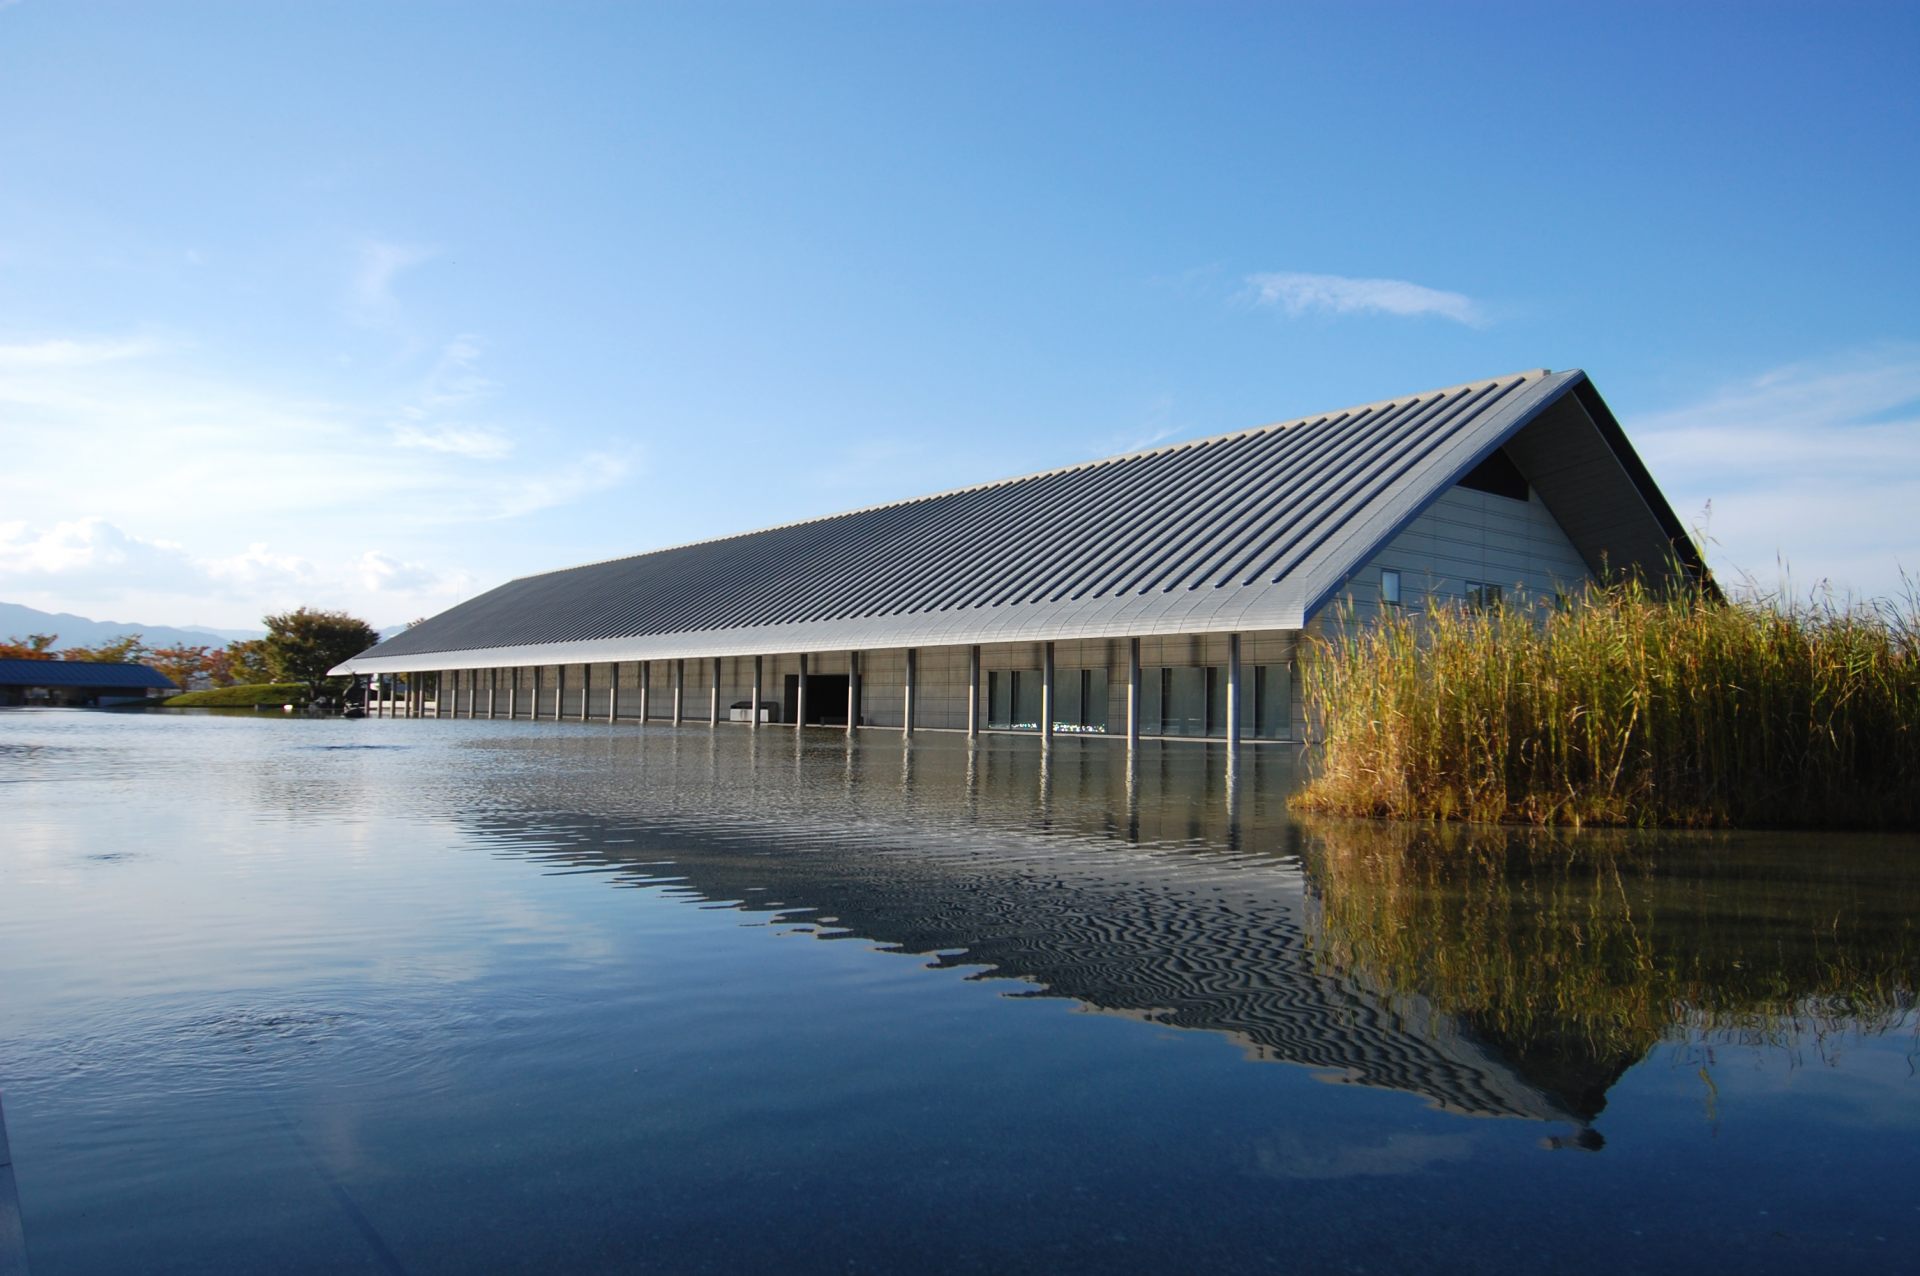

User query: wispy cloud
[350,240,435,329]
[1243,271,1484,326]
[0,330,635,624]
[387,335,514,458]
[0,337,157,367]
[0,518,479,619]
[1630,345,1920,598]
[392,424,515,460]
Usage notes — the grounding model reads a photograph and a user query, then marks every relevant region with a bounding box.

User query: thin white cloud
[392,424,515,459]
[350,240,435,328]
[0,517,482,626]
[0,329,637,625]
[1244,271,1484,326]
[387,336,515,458]
[0,337,157,367]
[1630,345,1920,599]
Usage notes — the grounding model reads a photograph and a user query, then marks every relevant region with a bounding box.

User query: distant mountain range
[0,601,259,650]
[1,601,408,651]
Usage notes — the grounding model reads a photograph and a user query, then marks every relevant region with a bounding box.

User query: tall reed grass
[1292,577,1920,827]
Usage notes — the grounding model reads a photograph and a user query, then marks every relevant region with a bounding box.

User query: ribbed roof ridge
[505,369,1555,583]
[336,367,1610,672]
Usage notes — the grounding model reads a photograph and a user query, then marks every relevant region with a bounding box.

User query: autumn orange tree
[59,634,150,663]
[0,633,59,660]
[147,644,213,691]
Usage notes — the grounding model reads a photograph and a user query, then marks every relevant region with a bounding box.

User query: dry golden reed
[1292,578,1920,828]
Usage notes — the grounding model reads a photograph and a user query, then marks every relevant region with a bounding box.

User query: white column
[967,645,980,738]
[709,658,720,727]
[796,652,808,730]
[639,661,650,723]
[1041,641,1055,743]
[1127,637,1141,748]
[902,648,916,736]
[1226,633,1242,749]
[846,651,860,734]
[751,655,762,730]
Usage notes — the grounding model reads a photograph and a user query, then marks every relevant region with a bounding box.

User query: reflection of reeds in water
[1298,819,1920,1101]
[1293,578,1920,827]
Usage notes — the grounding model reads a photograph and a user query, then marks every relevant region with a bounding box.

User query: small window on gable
[1458,447,1530,501]
[1465,581,1504,611]
[1380,568,1402,607]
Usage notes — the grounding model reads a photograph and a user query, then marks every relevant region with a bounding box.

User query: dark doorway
[784,673,850,726]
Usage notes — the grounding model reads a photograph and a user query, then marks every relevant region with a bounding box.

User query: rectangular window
[1380,568,1402,607]
[1465,581,1504,611]
[1253,664,1292,739]
[987,669,1046,730]
[1054,668,1108,733]
[1140,666,1164,735]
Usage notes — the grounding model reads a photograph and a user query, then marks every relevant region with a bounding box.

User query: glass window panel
[1084,668,1108,731]
[1206,666,1226,737]
[1055,668,1108,733]
[988,670,1012,728]
[1254,664,1291,739]
[1381,568,1401,607]
[1165,667,1207,737]
[1056,667,1082,728]
[1140,667,1163,735]
[1011,669,1043,730]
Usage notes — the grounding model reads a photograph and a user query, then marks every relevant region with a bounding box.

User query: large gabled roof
[336,368,1703,674]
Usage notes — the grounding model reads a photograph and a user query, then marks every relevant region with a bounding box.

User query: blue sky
[2,1,1916,629]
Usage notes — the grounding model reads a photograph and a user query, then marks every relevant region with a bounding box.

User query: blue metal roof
[336,368,1703,675]
[0,659,177,689]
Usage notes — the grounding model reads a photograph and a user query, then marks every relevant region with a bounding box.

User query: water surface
[2,711,1916,1273]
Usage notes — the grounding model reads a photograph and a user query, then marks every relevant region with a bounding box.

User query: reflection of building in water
[438,731,1619,1126]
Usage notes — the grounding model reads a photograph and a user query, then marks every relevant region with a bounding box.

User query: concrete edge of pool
[0,1093,26,1276]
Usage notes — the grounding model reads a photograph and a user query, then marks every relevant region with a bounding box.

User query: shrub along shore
[1291,578,1920,828]
[155,682,311,708]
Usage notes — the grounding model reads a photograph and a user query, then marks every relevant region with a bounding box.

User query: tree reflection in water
[1297,818,1920,1130]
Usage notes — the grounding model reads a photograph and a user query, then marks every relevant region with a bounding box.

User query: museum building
[331,368,1706,743]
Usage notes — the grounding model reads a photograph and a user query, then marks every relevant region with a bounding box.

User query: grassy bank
[159,682,310,708]
[1292,579,1920,828]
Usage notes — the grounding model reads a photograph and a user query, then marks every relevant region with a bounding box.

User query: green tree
[221,639,273,686]
[61,634,150,663]
[262,608,380,700]
[0,633,59,660]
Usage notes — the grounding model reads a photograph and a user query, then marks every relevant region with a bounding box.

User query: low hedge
[159,682,310,708]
